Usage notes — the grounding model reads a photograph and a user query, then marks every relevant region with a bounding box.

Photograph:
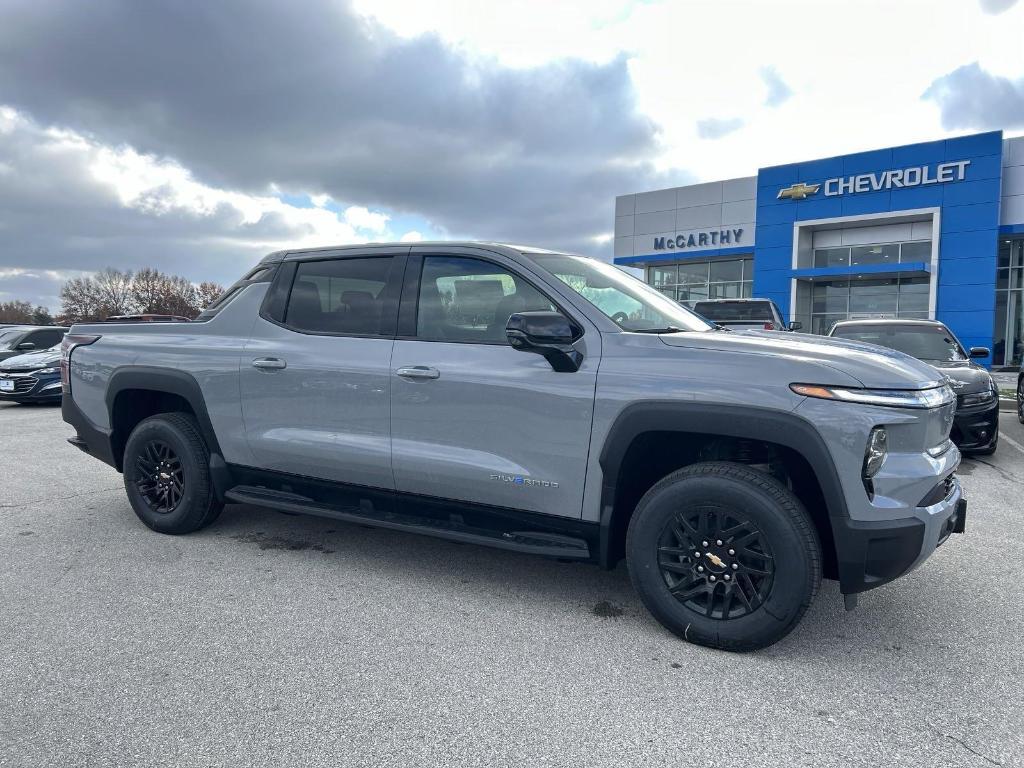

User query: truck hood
[927,359,993,394]
[659,330,945,390]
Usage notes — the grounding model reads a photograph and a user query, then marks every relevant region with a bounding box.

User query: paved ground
[1,403,1022,768]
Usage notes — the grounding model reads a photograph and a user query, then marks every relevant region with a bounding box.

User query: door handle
[252,357,287,370]
[395,365,440,380]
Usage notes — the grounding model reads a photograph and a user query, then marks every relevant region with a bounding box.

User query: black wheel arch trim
[596,401,851,568]
[104,367,223,470]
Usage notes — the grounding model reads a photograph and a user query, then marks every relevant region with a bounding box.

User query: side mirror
[787,321,803,332]
[16,342,35,350]
[506,311,583,373]
[969,346,990,359]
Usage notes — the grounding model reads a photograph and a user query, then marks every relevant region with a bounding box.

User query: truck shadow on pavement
[203,500,975,660]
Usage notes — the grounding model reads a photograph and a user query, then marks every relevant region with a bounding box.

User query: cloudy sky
[1,0,1023,311]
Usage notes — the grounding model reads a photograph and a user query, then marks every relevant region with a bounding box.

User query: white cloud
[400,230,424,242]
[343,205,391,234]
[355,0,1024,183]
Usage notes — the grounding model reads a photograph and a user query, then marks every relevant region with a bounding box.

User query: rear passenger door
[389,248,599,518]
[240,250,406,487]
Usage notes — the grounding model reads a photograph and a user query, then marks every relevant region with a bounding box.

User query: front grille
[0,375,38,393]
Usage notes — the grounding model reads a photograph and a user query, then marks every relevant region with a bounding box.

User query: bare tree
[92,268,135,317]
[131,268,165,313]
[59,268,226,321]
[0,300,51,325]
[59,276,103,323]
[196,281,225,310]
[157,275,198,317]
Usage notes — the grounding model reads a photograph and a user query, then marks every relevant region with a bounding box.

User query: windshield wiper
[629,326,684,334]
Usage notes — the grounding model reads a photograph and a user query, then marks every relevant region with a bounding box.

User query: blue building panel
[940,203,1000,234]
[616,130,1015,367]
[943,130,1002,160]
[942,178,1002,207]
[748,130,1006,364]
[891,138,946,167]
[937,256,998,286]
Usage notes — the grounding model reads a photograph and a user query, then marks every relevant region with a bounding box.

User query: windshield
[831,323,968,362]
[693,301,775,322]
[0,330,24,349]
[529,254,712,333]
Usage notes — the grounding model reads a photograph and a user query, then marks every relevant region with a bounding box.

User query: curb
[999,398,1016,413]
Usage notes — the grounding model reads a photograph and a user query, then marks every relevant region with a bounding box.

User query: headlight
[790,383,954,409]
[863,427,888,478]
[34,367,59,375]
[960,390,997,407]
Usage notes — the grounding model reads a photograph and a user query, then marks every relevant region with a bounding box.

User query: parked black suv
[830,319,999,455]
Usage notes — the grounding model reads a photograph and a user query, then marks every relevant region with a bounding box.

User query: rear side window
[693,301,774,322]
[285,257,394,335]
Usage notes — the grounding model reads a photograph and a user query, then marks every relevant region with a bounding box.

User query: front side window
[285,257,394,335]
[830,323,967,362]
[23,330,65,349]
[532,254,712,333]
[416,256,554,344]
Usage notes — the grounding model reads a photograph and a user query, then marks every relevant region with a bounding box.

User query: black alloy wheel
[626,461,820,652]
[134,439,185,514]
[122,412,223,534]
[657,507,774,620]
[1017,377,1023,424]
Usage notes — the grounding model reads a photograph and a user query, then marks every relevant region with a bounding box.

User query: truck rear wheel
[122,413,223,535]
[626,461,821,652]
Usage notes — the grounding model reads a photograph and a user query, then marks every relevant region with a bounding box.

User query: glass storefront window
[803,275,932,334]
[851,244,900,266]
[898,277,929,313]
[647,257,752,307]
[709,281,744,299]
[709,259,743,282]
[993,237,1024,367]
[900,241,931,262]
[811,314,846,335]
[677,286,709,303]
[812,281,849,314]
[650,265,677,287]
[813,248,850,268]
[849,278,898,314]
[677,261,711,285]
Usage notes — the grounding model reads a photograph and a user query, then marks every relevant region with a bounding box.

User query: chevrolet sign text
[823,160,970,197]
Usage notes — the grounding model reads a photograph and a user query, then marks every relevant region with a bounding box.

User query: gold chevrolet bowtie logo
[777,182,821,200]
[705,552,726,568]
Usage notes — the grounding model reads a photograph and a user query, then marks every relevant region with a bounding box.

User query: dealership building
[613,130,1023,368]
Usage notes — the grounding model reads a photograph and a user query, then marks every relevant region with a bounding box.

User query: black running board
[224,485,592,560]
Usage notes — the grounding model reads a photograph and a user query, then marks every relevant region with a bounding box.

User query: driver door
[389,248,600,518]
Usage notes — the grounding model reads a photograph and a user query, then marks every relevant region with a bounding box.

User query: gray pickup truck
[62,242,966,651]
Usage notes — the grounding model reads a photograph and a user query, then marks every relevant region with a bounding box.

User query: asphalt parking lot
[1,403,1022,767]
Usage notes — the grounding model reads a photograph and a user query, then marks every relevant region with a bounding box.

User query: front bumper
[834,478,966,595]
[951,399,1000,451]
[0,373,63,403]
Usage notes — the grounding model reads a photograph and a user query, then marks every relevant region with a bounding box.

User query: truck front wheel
[122,413,223,535]
[626,461,821,652]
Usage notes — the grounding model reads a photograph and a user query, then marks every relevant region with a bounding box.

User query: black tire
[122,412,223,534]
[626,461,821,652]
[1017,377,1023,425]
